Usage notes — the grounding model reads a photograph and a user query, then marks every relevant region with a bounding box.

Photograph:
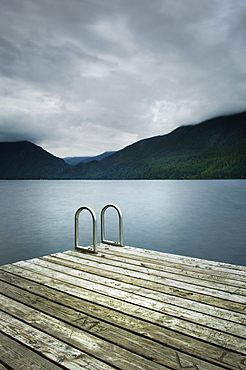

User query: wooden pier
[0,244,246,369]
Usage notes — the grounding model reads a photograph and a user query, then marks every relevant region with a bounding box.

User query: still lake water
[0,179,245,266]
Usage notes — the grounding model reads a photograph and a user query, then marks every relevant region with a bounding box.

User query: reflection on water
[0,179,245,266]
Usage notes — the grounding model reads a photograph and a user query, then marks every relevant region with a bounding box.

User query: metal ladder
[74,204,123,253]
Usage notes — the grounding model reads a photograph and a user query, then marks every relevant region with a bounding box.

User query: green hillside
[60,111,246,179]
[0,141,68,179]
[1,111,245,179]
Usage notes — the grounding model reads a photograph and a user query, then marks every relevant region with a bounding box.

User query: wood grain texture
[0,332,63,370]
[1,244,246,369]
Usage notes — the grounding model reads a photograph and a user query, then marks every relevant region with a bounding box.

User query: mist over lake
[0,179,245,266]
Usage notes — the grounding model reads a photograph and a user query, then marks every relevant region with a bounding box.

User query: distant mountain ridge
[64,151,116,165]
[0,110,245,179]
[59,110,246,179]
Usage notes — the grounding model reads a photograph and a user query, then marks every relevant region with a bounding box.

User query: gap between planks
[0,244,246,370]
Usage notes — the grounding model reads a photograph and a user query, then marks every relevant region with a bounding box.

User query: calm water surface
[0,180,245,266]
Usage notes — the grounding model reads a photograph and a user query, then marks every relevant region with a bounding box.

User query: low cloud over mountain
[1,111,245,179]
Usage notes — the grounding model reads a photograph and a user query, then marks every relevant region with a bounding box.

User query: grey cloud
[0,0,245,157]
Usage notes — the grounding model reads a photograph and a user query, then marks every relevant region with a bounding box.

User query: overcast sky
[0,0,246,157]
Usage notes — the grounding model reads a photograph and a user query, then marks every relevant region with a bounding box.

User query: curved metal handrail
[74,206,97,253]
[100,204,123,246]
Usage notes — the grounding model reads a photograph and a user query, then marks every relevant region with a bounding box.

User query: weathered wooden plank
[16,258,246,336]
[0,364,8,370]
[98,244,246,274]
[0,311,114,370]
[46,251,246,295]
[0,295,168,370]
[37,253,246,302]
[1,263,246,355]
[66,249,246,286]
[0,331,63,370]
[41,253,246,324]
[1,270,244,369]
[1,280,230,370]
[21,257,246,308]
[1,243,246,370]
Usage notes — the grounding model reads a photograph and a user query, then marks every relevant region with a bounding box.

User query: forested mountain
[0,111,245,179]
[60,111,246,179]
[0,141,68,179]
